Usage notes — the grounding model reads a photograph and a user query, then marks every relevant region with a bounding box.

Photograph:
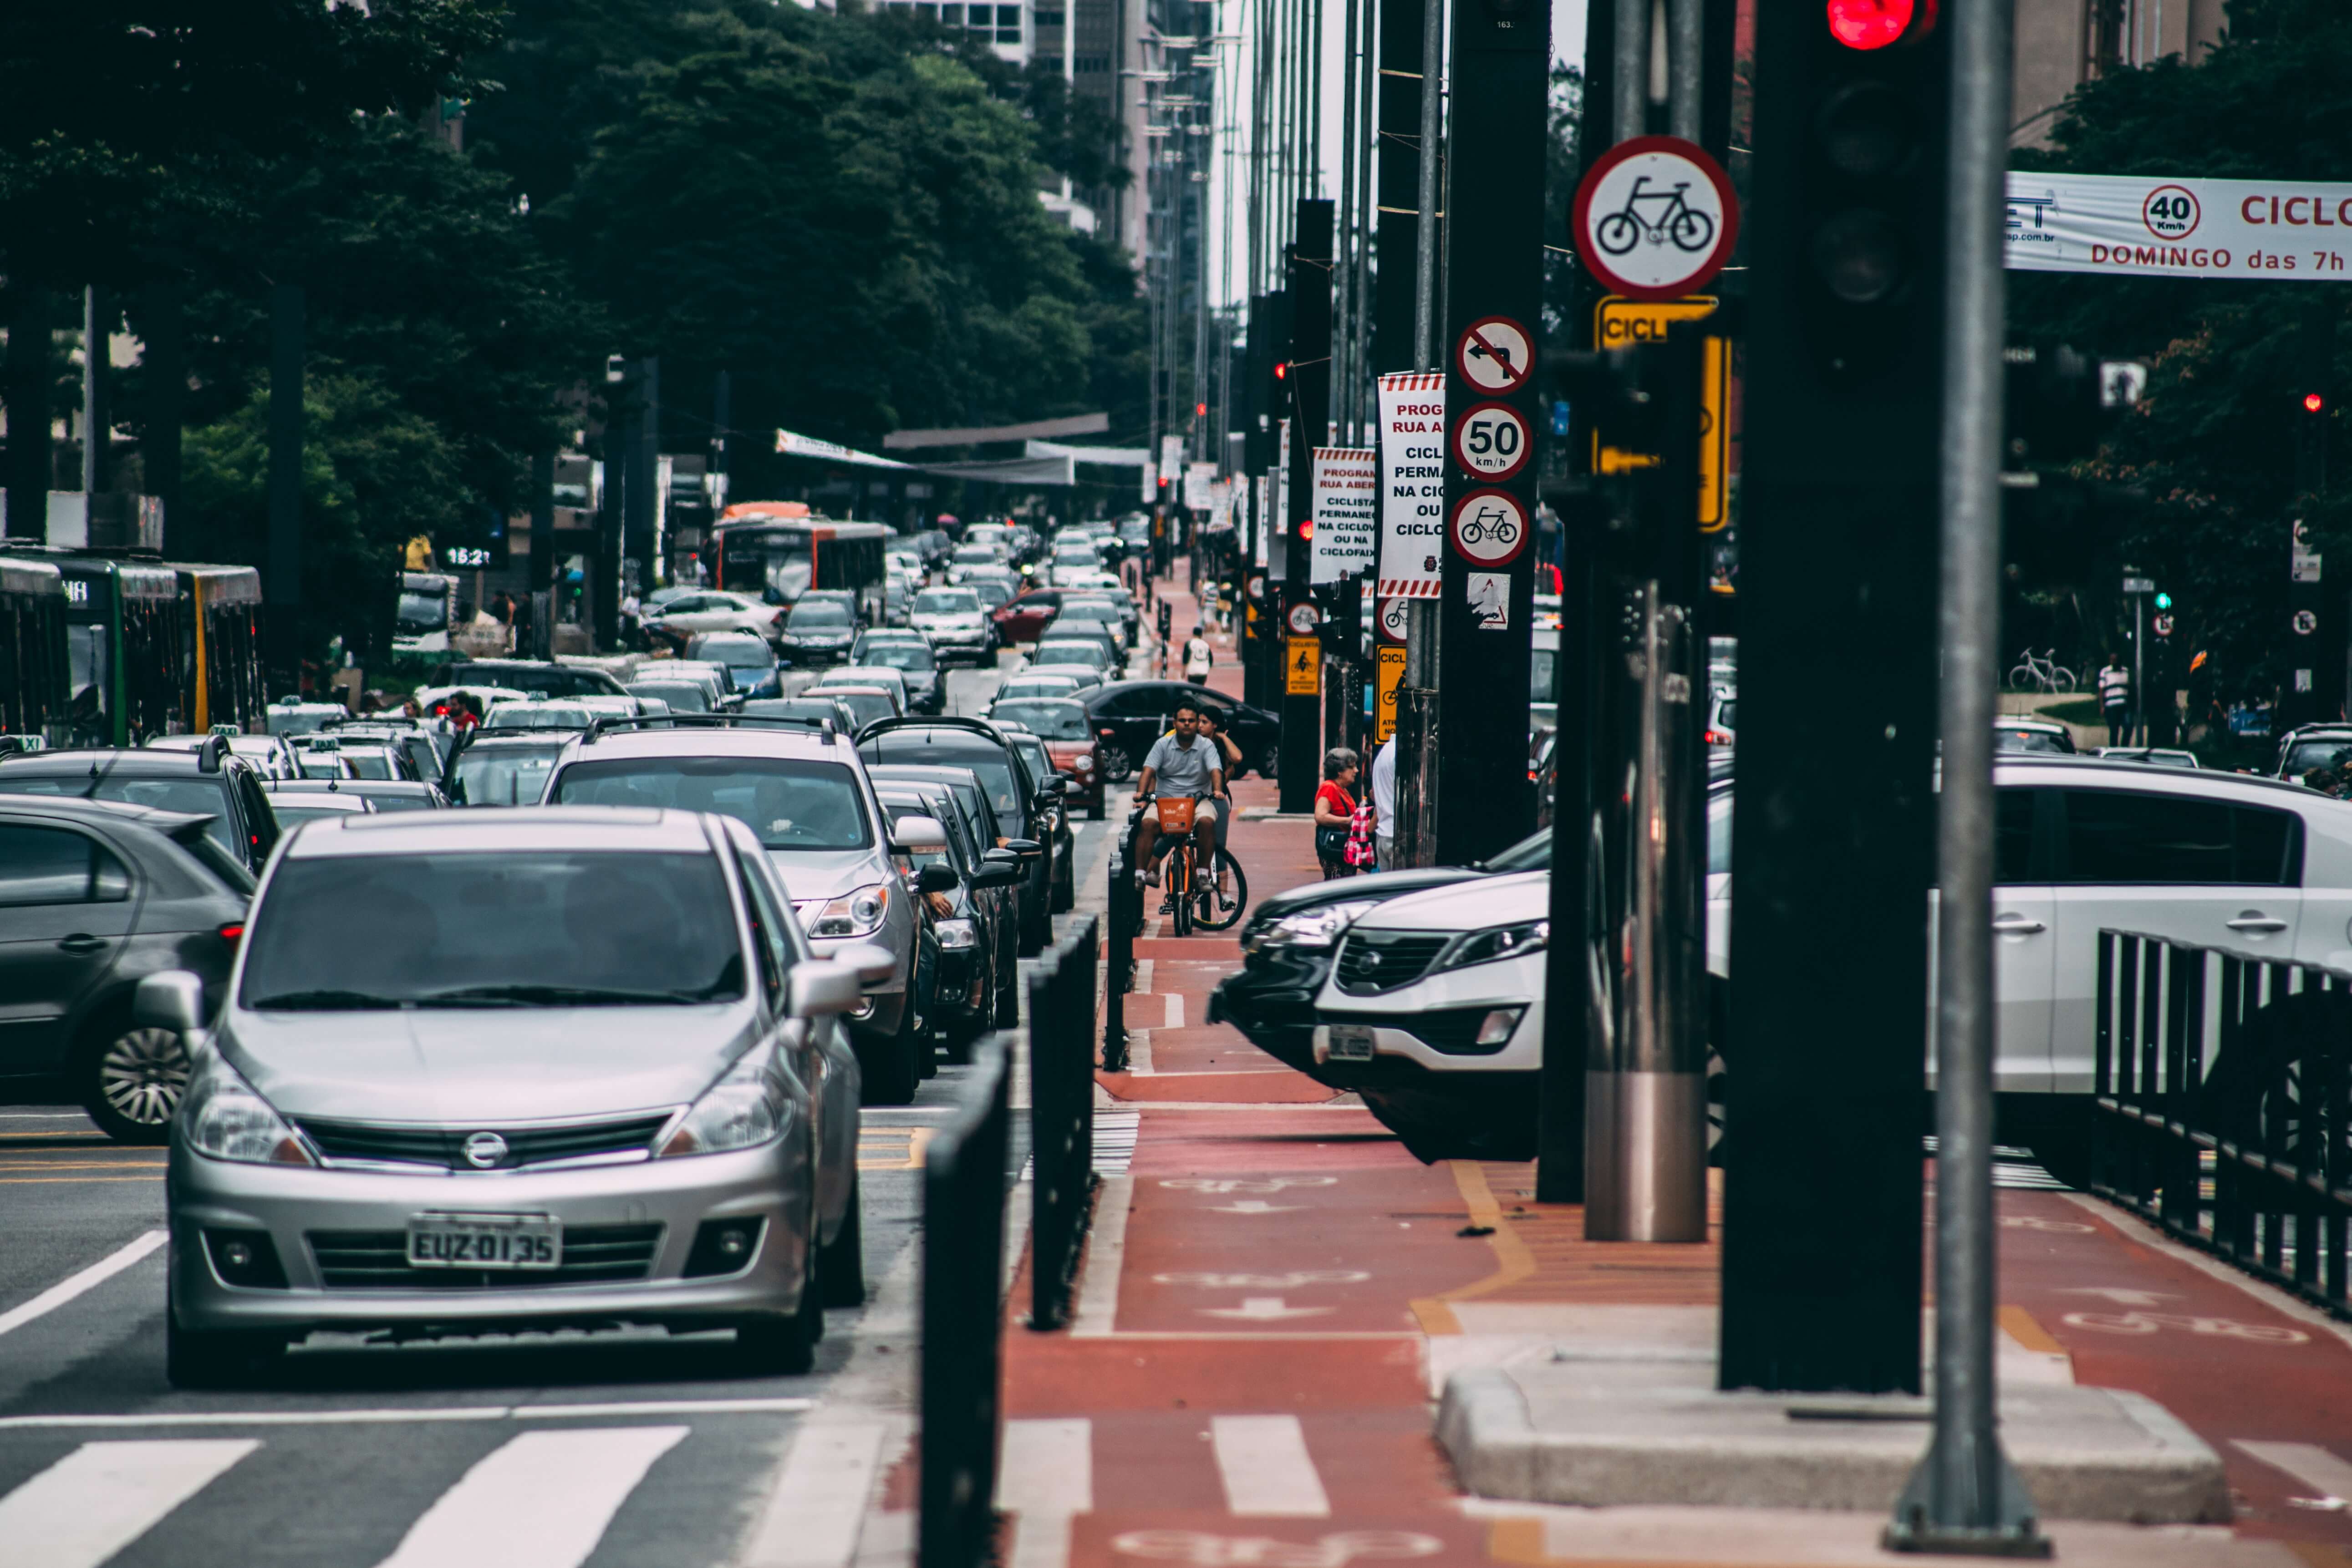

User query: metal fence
[1103,819,1140,1073]
[919,1036,1010,1568]
[1030,915,1100,1330]
[2092,928,2352,1319]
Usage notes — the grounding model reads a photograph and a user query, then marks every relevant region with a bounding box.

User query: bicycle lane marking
[1996,1188,2352,1544]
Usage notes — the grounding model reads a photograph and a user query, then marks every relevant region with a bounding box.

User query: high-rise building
[2011,0,2226,145]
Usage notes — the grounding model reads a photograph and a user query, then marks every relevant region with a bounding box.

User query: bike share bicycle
[1129,794,1248,935]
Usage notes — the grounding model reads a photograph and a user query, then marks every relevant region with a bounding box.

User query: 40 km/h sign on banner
[1573,136,1740,301]
[2007,171,2352,281]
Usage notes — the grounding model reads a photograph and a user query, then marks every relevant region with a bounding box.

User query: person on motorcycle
[1131,698,1224,905]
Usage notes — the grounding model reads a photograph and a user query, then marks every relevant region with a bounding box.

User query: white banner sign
[1376,372,1446,598]
[1269,420,1291,578]
[2007,171,2352,282]
[1253,475,1269,567]
[1308,447,1379,584]
[1184,460,1217,511]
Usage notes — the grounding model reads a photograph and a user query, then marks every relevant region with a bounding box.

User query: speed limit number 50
[1453,402,1532,482]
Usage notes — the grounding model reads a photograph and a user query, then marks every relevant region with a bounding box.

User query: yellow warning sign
[1285,636,1321,696]
[1375,645,1405,744]
[1591,296,1731,531]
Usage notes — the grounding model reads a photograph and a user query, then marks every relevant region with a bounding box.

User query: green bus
[0,558,71,743]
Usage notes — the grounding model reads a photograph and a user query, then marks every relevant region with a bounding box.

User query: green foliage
[2006,0,2352,704]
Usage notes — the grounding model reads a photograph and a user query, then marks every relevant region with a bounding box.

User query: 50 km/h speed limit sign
[1453,402,1532,481]
[1450,489,1530,568]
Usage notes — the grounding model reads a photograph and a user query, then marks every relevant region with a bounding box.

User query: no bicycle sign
[1573,136,1739,301]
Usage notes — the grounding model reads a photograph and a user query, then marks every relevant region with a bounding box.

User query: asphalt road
[0,634,1133,1568]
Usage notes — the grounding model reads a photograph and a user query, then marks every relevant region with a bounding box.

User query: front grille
[295,1114,674,1171]
[1334,932,1450,995]
[307,1224,665,1290]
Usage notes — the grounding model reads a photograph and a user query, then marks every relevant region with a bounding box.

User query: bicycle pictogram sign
[1449,489,1529,567]
[1573,136,1739,300]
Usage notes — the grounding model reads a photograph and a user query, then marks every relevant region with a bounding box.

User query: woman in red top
[1312,748,1361,880]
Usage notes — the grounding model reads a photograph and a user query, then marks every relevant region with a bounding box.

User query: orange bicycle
[1139,795,1248,936]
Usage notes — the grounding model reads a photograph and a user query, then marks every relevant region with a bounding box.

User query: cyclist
[1131,697,1225,905]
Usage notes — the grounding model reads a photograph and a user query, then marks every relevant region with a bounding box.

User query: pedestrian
[1313,748,1361,880]
[1368,733,1396,870]
[2097,653,2132,745]
[1183,624,1213,684]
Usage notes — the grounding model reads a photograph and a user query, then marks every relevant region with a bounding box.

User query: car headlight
[658,1047,794,1157]
[1434,919,1550,972]
[181,1053,314,1166]
[1246,899,1380,954]
[937,917,978,950]
[799,881,891,938]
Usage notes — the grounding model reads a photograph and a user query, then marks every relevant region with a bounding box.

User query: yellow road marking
[855,1126,936,1171]
[1408,1161,1536,1335]
[1999,1303,2068,1356]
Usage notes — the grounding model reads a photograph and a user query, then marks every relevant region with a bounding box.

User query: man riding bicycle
[1132,698,1225,908]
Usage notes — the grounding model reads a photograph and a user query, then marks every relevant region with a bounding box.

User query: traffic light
[2154,591,2172,611]
[2306,392,2326,415]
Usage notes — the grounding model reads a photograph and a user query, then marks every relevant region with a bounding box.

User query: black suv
[861,714,1061,951]
[0,797,250,1141]
[874,782,1021,1052]
[1083,681,1283,784]
[0,742,281,874]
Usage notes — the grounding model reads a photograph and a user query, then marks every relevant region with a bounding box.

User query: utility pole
[3,284,52,541]
[1282,203,1334,813]
[529,448,555,660]
[140,281,188,558]
[266,284,305,697]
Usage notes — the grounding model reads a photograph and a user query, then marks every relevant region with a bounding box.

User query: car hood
[1352,869,1548,934]
[1250,864,1482,926]
[764,846,887,903]
[222,1005,753,1125]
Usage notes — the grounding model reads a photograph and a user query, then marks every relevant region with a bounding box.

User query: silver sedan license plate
[1327,1025,1376,1062]
[407,1213,562,1270]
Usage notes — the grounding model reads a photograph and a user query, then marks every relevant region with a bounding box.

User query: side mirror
[134,970,207,1034]
[891,814,948,853]
[787,960,863,1018]
[1003,837,1044,859]
[830,940,899,986]
[916,863,959,895]
[974,861,1019,888]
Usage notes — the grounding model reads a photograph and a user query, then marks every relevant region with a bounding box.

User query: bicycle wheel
[1169,845,1195,936]
[2006,664,2035,691]
[1595,211,1640,256]
[1668,208,1715,253]
[1192,850,1249,932]
[2051,667,2077,692]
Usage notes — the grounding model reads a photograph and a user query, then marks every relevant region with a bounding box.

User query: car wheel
[1098,743,1135,783]
[736,1271,820,1375]
[994,951,1020,1029]
[166,1287,283,1391]
[1052,862,1075,913]
[820,1171,866,1308]
[77,1014,192,1146]
[1257,743,1280,780]
[860,999,924,1106]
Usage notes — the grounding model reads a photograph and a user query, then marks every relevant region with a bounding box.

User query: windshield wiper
[410,983,726,1008]
[248,988,407,1011]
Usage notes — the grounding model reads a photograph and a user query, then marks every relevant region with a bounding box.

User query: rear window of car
[242,850,745,1009]
[789,601,853,628]
[858,641,936,672]
[629,682,709,713]
[449,743,565,806]
[2054,788,2299,886]
[990,701,1090,739]
[0,772,237,857]
[552,756,873,850]
[1995,725,2073,754]
[1033,643,1106,666]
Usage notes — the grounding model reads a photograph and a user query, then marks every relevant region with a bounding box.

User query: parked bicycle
[1594,177,1717,257]
[2006,648,2077,693]
[1131,794,1248,936]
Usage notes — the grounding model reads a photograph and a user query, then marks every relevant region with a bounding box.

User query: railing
[1103,815,1141,1073]
[1029,915,1100,1330]
[2092,929,2352,1319]
[918,1036,1010,1568]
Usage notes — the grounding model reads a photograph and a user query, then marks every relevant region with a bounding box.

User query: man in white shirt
[1369,735,1397,869]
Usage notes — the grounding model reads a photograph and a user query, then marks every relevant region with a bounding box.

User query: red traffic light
[1297,519,1314,540]
[1826,0,1931,49]
[2306,392,2326,414]
[1273,361,1288,381]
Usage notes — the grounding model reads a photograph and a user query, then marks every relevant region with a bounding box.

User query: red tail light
[218,921,245,946]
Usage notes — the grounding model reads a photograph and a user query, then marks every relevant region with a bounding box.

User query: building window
[2084,0,2127,76]
[1035,8,1065,24]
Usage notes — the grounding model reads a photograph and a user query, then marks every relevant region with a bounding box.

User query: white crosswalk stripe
[738,1420,890,1568]
[1000,1417,1093,1568]
[2235,1440,2352,1502]
[1210,1415,1330,1517]
[372,1425,689,1568]
[0,1438,258,1568]
[1093,1110,1140,1175]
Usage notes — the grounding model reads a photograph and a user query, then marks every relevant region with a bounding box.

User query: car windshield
[553,756,871,849]
[704,642,773,670]
[2284,739,2352,774]
[883,747,1019,818]
[1033,643,1106,667]
[1061,602,1116,621]
[241,851,744,1009]
[858,642,935,672]
[450,743,565,805]
[971,581,1013,610]
[789,601,852,629]
[629,682,709,713]
[915,589,980,615]
[990,700,1090,739]
[395,591,445,632]
[343,750,397,778]
[811,689,893,730]
[1716,697,1736,729]
[0,771,237,855]
[1482,829,1553,874]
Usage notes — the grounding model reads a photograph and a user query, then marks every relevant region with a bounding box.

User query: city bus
[0,558,71,743]
[0,548,186,746]
[713,507,893,618]
[179,564,266,735]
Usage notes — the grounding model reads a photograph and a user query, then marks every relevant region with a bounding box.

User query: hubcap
[99,1028,192,1126]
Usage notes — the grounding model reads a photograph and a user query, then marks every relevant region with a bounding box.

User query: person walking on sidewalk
[2098,654,2132,745]
[1369,733,1396,870]
[1183,625,1214,684]
[1132,699,1225,902]
[1313,748,1361,880]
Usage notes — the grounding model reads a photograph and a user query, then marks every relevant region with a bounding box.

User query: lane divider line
[1210,1415,1331,1517]
[0,1438,258,1568]
[372,1425,688,1568]
[0,1397,815,1431]
[0,1229,165,1340]
[737,1420,891,1568]
[1001,1415,1092,1568]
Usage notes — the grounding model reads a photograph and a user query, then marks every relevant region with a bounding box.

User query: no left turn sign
[1449,489,1530,568]
[1454,317,1533,396]
[1453,402,1532,481]
[1572,135,1740,301]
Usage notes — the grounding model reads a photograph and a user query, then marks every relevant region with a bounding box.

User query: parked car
[815,666,912,716]
[996,725,1076,911]
[1022,637,1118,687]
[1082,681,1284,783]
[441,731,570,806]
[987,697,1104,819]
[860,715,1056,952]
[805,685,901,735]
[687,632,786,698]
[265,778,448,811]
[155,806,879,1387]
[867,764,1023,1028]
[147,731,303,781]
[541,721,942,1102]
[643,590,782,645]
[907,587,995,665]
[777,597,860,667]
[873,782,1019,1052]
[2093,747,2200,769]
[2274,723,2352,779]
[744,696,864,735]
[259,791,377,828]
[0,797,250,1142]
[849,632,945,714]
[431,660,631,699]
[0,741,281,873]
[1994,715,2077,754]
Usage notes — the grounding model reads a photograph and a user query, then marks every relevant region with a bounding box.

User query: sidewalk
[997,560,2352,1567]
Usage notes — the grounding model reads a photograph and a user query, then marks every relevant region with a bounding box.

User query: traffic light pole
[1885,0,2046,1551]
[1282,204,1334,814]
